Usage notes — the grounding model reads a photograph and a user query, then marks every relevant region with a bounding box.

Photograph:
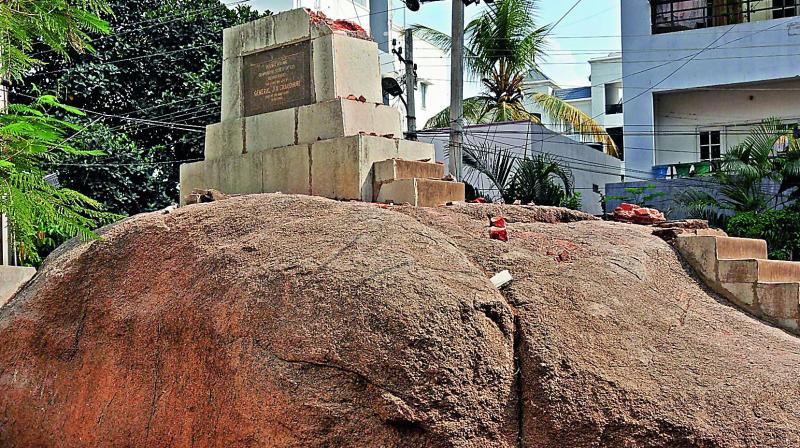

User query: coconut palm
[411,0,619,156]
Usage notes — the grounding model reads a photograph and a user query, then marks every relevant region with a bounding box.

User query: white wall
[383,27,451,132]
[621,0,800,176]
[589,56,623,129]
[653,78,800,166]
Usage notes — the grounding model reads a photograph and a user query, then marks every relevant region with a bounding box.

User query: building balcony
[605,103,624,115]
[652,0,798,35]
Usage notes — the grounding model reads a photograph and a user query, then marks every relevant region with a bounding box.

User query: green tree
[1,0,120,263]
[462,143,577,207]
[506,154,576,207]
[412,0,619,156]
[19,0,262,216]
[679,118,800,226]
[607,184,666,208]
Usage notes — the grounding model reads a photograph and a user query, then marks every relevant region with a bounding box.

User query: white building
[381,24,451,133]
[523,53,624,156]
[621,0,800,178]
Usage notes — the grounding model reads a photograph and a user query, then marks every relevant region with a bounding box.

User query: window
[699,130,722,161]
[607,127,625,160]
[652,1,799,34]
[604,82,623,115]
[420,82,428,110]
[773,0,797,18]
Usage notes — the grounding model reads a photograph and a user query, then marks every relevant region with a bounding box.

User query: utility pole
[449,0,465,180]
[404,29,417,140]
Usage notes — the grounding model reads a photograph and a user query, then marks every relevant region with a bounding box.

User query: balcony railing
[605,103,623,115]
[652,0,798,34]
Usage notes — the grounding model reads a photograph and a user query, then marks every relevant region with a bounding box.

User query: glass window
[652,1,798,34]
[699,130,722,161]
[420,82,428,110]
[773,0,797,18]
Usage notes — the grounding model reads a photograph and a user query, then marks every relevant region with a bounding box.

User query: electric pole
[404,29,417,140]
[449,0,465,180]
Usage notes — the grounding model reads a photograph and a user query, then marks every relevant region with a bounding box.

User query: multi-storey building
[523,53,624,156]
[622,0,800,178]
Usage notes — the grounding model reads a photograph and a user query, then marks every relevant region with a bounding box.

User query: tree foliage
[1,0,122,263]
[462,143,577,207]
[0,0,111,80]
[678,118,800,227]
[727,206,800,261]
[19,0,263,215]
[411,0,619,156]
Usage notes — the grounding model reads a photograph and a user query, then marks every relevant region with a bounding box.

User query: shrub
[726,207,800,260]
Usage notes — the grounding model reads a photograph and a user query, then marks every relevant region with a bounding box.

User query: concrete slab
[415,179,465,207]
[179,161,208,205]
[397,139,436,162]
[211,152,264,195]
[221,56,242,120]
[674,236,720,283]
[377,178,465,207]
[0,266,36,307]
[716,236,768,260]
[719,282,757,308]
[340,100,402,138]
[310,34,382,104]
[756,282,800,320]
[718,259,759,283]
[246,108,296,151]
[374,159,445,186]
[297,99,402,144]
[261,144,312,195]
[205,121,244,160]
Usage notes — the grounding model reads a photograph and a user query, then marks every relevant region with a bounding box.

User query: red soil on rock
[1,194,799,447]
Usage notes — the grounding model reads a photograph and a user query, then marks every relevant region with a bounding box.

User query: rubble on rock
[612,202,667,225]
[306,9,369,39]
[2,194,800,447]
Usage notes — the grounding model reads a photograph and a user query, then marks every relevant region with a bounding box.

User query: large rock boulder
[1,194,800,447]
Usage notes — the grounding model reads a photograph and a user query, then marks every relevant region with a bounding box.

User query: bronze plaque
[242,41,313,116]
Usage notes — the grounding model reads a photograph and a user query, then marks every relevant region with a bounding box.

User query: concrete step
[719,259,800,284]
[374,159,445,184]
[715,236,768,260]
[755,282,800,332]
[376,178,465,207]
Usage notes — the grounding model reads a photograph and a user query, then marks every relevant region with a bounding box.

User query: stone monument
[179,9,465,207]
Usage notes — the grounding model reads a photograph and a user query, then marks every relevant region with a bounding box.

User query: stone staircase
[675,235,800,334]
[373,159,464,207]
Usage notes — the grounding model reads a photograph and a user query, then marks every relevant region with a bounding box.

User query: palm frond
[462,142,517,195]
[423,96,492,129]
[532,92,619,157]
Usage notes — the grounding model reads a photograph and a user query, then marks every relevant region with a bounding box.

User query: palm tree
[679,118,800,226]
[461,142,577,207]
[411,0,619,156]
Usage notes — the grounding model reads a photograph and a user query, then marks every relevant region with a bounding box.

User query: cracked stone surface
[2,194,800,447]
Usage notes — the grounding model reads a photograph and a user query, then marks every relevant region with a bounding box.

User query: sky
[392,0,622,88]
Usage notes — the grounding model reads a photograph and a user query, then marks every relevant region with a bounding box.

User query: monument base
[180,134,465,206]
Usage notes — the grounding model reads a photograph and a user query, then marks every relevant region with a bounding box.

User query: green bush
[726,207,800,260]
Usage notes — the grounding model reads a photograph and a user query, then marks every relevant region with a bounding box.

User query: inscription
[243,41,313,116]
